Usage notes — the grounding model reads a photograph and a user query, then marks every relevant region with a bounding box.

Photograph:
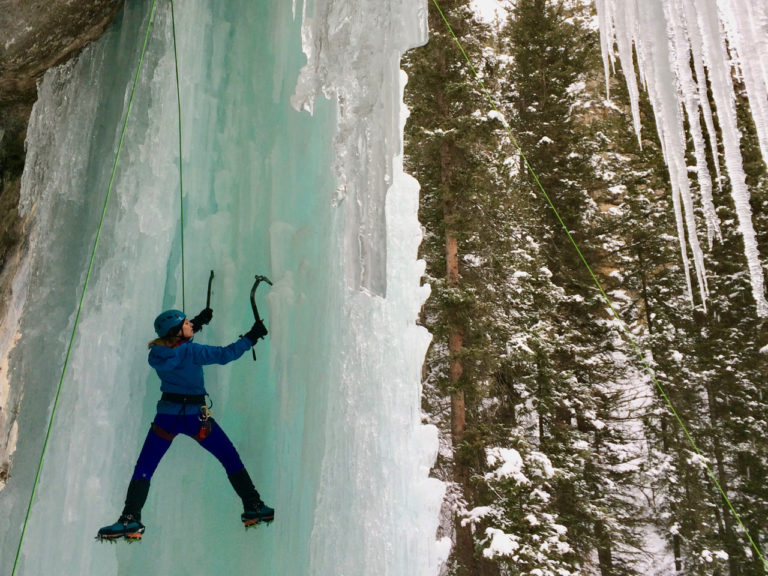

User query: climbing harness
[430,0,766,567]
[157,392,214,441]
[248,274,273,360]
[160,392,207,405]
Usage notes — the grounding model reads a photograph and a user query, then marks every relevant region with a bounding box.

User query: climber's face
[179,319,194,339]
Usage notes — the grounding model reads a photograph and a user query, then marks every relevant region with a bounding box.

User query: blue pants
[131,412,245,481]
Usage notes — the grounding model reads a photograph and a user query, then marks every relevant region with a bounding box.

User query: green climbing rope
[11,2,160,574]
[170,0,186,311]
[430,0,767,567]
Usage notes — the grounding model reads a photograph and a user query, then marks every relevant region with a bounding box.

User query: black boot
[96,478,150,541]
[228,469,274,526]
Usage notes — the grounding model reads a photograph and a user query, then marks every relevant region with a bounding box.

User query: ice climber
[96,308,274,541]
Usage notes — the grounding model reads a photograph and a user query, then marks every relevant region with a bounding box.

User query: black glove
[190,308,213,333]
[244,318,268,345]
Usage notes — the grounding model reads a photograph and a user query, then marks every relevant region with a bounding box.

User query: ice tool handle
[206,270,214,309]
[249,274,272,360]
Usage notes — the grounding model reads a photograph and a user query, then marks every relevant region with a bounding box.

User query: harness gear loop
[196,405,213,441]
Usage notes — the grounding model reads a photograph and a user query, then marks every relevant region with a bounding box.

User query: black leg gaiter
[121,478,150,521]
[228,468,263,509]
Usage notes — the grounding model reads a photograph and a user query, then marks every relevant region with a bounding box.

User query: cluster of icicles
[595,0,768,315]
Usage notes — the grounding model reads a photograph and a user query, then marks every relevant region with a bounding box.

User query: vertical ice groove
[0,52,105,497]
[0,4,188,573]
[595,0,768,316]
[292,0,428,296]
[308,69,441,576]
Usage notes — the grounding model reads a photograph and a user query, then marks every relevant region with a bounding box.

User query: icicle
[682,0,723,189]
[670,179,697,311]
[595,0,768,316]
[717,0,768,169]
[595,0,616,100]
[613,1,644,147]
[671,0,721,247]
[639,0,710,310]
[696,0,768,315]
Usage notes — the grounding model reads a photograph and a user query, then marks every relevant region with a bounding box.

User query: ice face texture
[0,1,442,575]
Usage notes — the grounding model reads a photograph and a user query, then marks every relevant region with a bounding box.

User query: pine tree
[497,2,648,572]
[404,2,508,573]
[406,0,768,573]
[594,19,768,575]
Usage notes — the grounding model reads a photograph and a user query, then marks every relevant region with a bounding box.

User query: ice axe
[248,274,272,360]
[206,270,215,309]
[189,270,214,333]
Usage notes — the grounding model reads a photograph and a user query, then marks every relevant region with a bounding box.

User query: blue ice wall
[0,1,441,575]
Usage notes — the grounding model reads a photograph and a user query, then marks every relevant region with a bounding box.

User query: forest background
[402,0,768,574]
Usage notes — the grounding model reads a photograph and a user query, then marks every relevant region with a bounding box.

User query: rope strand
[170,0,186,310]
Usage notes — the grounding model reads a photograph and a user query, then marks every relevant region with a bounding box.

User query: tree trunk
[637,246,654,333]
[595,520,614,576]
[436,77,477,569]
[706,384,738,576]
[673,533,682,572]
[446,207,476,572]
[447,235,466,444]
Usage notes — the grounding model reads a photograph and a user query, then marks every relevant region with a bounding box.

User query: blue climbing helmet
[154,309,186,338]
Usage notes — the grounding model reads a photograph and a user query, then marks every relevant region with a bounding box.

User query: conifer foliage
[404,0,768,574]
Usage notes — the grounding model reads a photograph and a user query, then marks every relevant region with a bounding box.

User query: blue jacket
[148,336,253,397]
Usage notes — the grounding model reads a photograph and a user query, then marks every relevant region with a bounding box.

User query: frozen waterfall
[0,1,443,575]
